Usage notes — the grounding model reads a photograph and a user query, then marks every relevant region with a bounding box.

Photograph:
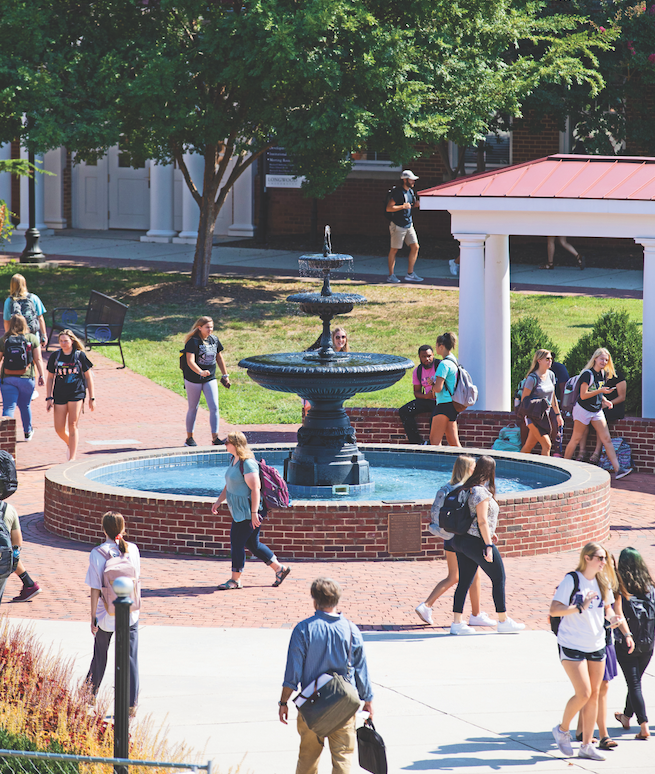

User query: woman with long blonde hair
[45,329,95,460]
[564,348,631,478]
[519,349,563,456]
[211,431,290,590]
[181,316,229,447]
[3,273,47,346]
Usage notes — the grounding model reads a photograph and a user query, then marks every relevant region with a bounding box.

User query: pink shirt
[412,363,437,396]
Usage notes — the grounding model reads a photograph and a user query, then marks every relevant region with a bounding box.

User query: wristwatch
[278,701,287,707]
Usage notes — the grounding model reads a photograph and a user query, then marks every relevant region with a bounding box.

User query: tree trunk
[191,197,218,288]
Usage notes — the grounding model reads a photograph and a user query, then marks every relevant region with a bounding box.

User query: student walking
[519,349,563,456]
[211,431,290,590]
[385,170,423,283]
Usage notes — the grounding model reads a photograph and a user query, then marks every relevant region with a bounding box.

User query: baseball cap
[401,170,419,180]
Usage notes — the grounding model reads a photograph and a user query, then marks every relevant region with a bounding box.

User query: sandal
[217,579,242,590]
[589,453,601,465]
[576,454,586,463]
[576,254,586,270]
[273,566,291,587]
[599,736,617,750]
[538,263,554,270]
[615,712,630,730]
[635,732,650,740]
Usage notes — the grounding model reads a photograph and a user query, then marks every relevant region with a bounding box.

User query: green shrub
[510,316,560,397]
[564,309,642,416]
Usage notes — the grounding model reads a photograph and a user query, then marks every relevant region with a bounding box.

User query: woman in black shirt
[46,329,95,460]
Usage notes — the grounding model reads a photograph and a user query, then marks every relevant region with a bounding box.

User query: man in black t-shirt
[386,170,423,284]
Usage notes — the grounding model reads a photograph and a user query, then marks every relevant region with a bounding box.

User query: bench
[47,290,128,368]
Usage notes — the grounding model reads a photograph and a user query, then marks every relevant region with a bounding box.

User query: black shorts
[443,537,455,553]
[559,645,606,662]
[432,402,458,422]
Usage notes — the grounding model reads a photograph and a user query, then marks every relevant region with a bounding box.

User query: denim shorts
[559,645,606,662]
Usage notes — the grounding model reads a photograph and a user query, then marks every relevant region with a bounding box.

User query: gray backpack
[444,355,478,412]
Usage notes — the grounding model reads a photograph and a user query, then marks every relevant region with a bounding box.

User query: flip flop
[615,712,630,730]
[635,732,650,740]
[273,566,291,587]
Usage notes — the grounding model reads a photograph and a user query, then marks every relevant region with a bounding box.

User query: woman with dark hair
[429,332,462,447]
[519,349,563,456]
[614,547,654,740]
[182,316,230,447]
[85,511,140,710]
[449,455,524,635]
[212,430,290,590]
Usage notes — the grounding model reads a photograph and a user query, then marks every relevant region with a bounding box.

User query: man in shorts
[386,170,423,283]
[1,501,40,604]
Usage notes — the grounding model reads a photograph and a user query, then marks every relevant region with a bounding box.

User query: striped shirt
[282,611,373,701]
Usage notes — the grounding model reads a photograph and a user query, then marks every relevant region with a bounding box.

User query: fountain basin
[44,444,610,560]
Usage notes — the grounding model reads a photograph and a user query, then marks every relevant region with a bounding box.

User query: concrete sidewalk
[12,618,655,774]
[2,229,645,295]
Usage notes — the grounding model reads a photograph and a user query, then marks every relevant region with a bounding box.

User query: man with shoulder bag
[279,577,373,773]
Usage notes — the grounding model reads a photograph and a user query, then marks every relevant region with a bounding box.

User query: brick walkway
[5,352,655,632]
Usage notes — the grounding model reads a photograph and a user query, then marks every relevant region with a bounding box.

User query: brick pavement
[4,351,655,633]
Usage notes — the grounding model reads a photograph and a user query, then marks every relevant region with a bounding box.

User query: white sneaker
[578,743,605,761]
[552,725,573,757]
[497,617,525,633]
[404,272,424,282]
[31,390,39,401]
[449,259,459,276]
[450,622,478,635]
[387,274,400,283]
[469,611,497,627]
[415,603,433,625]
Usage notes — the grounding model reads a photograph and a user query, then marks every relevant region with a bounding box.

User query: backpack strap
[441,355,459,396]
[567,571,580,605]
[416,362,423,393]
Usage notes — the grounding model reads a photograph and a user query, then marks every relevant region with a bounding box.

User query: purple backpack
[240,458,290,512]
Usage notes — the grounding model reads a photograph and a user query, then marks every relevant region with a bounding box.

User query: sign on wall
[265,147,305,188]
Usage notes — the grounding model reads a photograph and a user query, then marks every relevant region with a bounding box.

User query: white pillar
[228,163,255,237]
[141,160,177,242]
[484,235,511,411]
[637,238,655,418]
[172,153,204,244]
[43,147,66,230]
[0,144,11,211]
[455,233,488,410]
[15,149,53,236]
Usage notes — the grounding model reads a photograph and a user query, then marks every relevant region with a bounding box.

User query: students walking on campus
[3,273,47,346]
[211,431,290,590]
[182,316,230,447]
[385,170,423,283]
[519,349,563,456]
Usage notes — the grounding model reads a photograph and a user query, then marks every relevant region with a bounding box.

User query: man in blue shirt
[386,170,423,284]
[279,578,374,774]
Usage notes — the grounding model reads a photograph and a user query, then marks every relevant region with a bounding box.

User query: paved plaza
[0,234,653,771]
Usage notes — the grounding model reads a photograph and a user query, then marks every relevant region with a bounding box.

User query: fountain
[238,227,413,494]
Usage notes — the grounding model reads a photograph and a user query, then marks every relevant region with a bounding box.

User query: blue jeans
[1,376,35,434]
[230,519,275,572]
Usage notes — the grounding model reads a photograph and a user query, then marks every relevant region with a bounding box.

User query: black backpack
[384,186,415,222]
[438,485,474,535]
[0,502,16,579]
[618,590,655,654]
[0,451,17,501]
[3,335,32,374]
[550,571,580,635]
[10,294,39,334]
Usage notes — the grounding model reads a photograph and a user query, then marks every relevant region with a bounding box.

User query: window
[449,131,512,175]
[350,147,401,171]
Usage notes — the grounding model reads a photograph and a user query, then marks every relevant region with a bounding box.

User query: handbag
[293,623,361,738]
[491,423,521,452]
[357,719,388,774]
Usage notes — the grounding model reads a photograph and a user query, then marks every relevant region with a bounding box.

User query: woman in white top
[85,511,141,709]
[550,542,625,762]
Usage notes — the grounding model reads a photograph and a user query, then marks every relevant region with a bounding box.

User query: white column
[484,235,511,411]
[172,153,204,244]
[141,160,177,242]
[228,162,255,237]
[454,233,488,410]
[637,238,655,418]
[0,144,11,211]
[43,147,66,229]
[16,148,53,236]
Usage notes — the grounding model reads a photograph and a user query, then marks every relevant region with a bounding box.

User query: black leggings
[616,646,653,725]
[398,398,434,444]
[452,533,506,614]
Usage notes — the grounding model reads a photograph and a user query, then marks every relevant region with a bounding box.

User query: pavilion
[419,154,655,417]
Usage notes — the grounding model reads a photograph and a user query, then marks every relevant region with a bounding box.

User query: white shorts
[389,223,418,250]
[572,403,605,426]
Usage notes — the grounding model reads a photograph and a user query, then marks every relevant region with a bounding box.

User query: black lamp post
[112,576,133,774]
[20,150,45,263]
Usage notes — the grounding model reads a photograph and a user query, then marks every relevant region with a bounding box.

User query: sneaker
[184,437,198,447]
[450,622,478,636]
[469,611,497,627]
[404,272,424,282]
[415,603,433,625]
[552,725,573,757]
[387,274,400,283]
[578,743,605,761]
[497,617,525,633]
[212,437,222,446]
[24,430,34,442]
[449,259,459,276]
[615,467,632,479]
[31,390,39,401]
[12,583,41,603]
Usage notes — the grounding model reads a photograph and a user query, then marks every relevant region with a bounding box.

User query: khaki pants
[296,713,356,774]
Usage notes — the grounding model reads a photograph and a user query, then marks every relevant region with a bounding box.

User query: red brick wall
[511,115,560,165]
[347,408,654,472]
[0,417,17,459]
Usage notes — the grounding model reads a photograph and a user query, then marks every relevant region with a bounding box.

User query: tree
[510,316,560,400]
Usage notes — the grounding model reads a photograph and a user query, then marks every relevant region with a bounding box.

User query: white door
[108,147,150,229]
[73,155,108,230]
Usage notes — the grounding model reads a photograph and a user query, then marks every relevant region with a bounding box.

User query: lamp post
[20,150,45,263]
[112,576,133,774]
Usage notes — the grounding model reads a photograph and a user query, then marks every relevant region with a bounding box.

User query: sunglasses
[590,554,607,562]
[335,336,347,340]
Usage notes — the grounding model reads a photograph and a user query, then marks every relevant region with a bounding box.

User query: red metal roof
[419,155,655,201]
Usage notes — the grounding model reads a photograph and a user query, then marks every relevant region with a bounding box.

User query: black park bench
[46,290,128,368]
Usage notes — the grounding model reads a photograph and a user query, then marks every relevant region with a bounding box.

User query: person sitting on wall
[399,345,440,444]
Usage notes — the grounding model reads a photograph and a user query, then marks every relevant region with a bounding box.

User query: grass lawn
[3,263,642,424]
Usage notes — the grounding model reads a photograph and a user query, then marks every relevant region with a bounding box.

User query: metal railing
[0,750,212,774]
